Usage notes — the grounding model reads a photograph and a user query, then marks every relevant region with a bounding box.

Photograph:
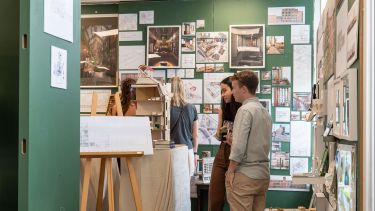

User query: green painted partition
[83,0,314,208]
[0,1,19,209]
[18,0,81,210]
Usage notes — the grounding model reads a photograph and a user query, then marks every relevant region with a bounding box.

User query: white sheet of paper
[176,69,185,78]
[119,45,145,70]
[181,54,196,68]
[291,25,310,44]
[290,157,309,174]
[167,69,176,78]
[346,0,359,68]
[204,73,233,104]
[293,45,312,92]
[182,79,203,104]
[44,0,73,42]
[50,46,67,89]
[336,0,348,77]
[119,31,143,41]
[119,13,137,31]
[275,107,290,122]
[139,11,154,24]
[290,121,311,156]
[80,116,153,155]
[194,105,201,112]
[196,20,205,29]
[185,69,195,78]
[80,89,111,113]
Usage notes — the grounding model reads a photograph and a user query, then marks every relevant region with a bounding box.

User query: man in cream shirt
[225,71,272,211]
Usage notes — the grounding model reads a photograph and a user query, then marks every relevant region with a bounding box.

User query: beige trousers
[225,172,269,211]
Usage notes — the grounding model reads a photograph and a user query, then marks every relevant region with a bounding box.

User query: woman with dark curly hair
[111,78,137,116]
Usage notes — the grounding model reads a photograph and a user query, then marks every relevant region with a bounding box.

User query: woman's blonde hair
[171,77,186,107]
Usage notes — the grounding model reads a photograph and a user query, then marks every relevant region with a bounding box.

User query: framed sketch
[196,32,228,63]
[81,14,118,87]
[268,7,305,25]
[147,26,181,68]
[230,25,265,68]
[266,36,285,54]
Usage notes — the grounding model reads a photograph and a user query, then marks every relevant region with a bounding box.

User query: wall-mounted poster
[275,107,290,122]
[293,93,311,111]
[261,71,271,80]
[196,32,228,63]
[182,22,196,36]
[272,66,291,86]
[266,36,284,54]
[81,15,118,87]
[119,13,137,31]
[293,45,312,92]
[147,26,181,68]
[336,0,348,77]
[272,87,291,107]
[51,46,67,90]
[198,114,220,145]
[139,10,154,24]
[181,37,196,52]
[182,79,203,104]
[346,0,359,68]
[336,144,356,211]
[290,121,311,156]
[230,25,265,68]
[268,7,305,25]
[271,151,290,170]
[291,25,310,44]
[261,85,271,95]
[203,73,233,104]
[44,0,73,42]
[272,123,290,142]
[290,157,309,174]
[119,45,145,70]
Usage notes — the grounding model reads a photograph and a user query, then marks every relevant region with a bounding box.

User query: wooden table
[195,180,210,211]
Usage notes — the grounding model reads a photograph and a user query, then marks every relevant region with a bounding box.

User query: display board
[82,0,314,208]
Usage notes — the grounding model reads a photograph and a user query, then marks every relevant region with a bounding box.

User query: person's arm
[228,110,252,163]
[226,160,239,187]
[216,108,223,138]
[192,120,199,153]
[111,104,117,116]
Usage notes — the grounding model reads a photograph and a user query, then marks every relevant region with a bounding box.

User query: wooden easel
[80,91,144,211]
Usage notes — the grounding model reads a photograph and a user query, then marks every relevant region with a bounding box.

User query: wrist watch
[194,152,198,155]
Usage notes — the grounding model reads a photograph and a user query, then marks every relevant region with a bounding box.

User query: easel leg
[81,158,92,211]
[126,157,142,211]
[96,158,106,211]
[106,158,115,211]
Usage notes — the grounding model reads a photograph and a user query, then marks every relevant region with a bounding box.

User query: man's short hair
[231,71,259,95]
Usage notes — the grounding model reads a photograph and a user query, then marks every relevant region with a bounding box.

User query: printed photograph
[293,93,311,111]
[81,15,118,87]
[272,66,291,85]
[272,87,291,107]
[261,85,272,94]
[181,37,196,52]
[266,36,285,54]
[268,7,305,25]
[196,32,228,63]
[272,123,291,142]
[147,26,181,68]
[271,151,290,170]
[261,71,271,80]
[182,22,196,36]
[230,25,265,68]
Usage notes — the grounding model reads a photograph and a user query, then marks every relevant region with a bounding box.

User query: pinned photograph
[271,151,290,170]
[290,157,309,174]
[147,26,181,68]
[261,71,271,80]
[214,64,224,72]
[261,85,272,94]
[272,124,291,142]
[182,22,196,36]
[181,37,196,52]
[212,104,220,113]
[196,32,228,63]
[203,104,213,113]
[293,93,311,111]
[81,15,118,87]
[266,36,285,54]
[268,7,305,25]
[291,111,301,121]
[259,99,271,114]
[51,46,67,89]
[205,64,215,72]
[272,66,291,86]
[196,64,206,73]
[272,87,291,107]
[230,25,265,68]
[204,73,233,104]
[196,20,205,29]
[272,141,282,152]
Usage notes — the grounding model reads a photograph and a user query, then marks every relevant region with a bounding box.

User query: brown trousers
[225,173,269,211]
[208,142,231,211]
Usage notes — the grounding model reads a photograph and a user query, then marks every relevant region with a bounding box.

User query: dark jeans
[208,142,231,211]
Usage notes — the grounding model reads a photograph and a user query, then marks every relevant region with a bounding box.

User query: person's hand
[223,131,233,145]
[225,170,235,188]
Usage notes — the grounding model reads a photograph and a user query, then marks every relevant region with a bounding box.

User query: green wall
[0,0,19,210]
[83,0,314,208]
[18,0,81,210]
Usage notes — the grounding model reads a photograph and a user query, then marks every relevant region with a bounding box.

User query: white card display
[290,121,311,157]
[119,13,137,31]
[293,45,312,92]
[119,45,145,70]
[44,0,73,42]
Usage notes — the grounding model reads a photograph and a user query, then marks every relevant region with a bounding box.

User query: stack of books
[153,140,175,149]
